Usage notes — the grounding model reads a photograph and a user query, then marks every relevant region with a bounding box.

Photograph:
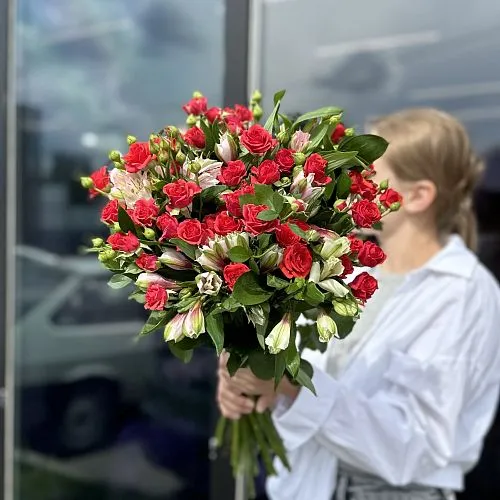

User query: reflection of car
[15,246,153,456]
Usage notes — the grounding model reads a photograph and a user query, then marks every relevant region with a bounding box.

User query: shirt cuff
[273,368,338,450]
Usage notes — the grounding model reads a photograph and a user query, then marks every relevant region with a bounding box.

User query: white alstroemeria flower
[109,168,152,208]
[290,130,311,152]
[215,132,237,163]
[183,158,223,189]
[318,279,349,297]
[196,271,223,296]
[317,308,338,342]
[164,313,187,342]
[265,313,291,354]
[159,249,192,270]
[183,301,206,339]
[136,273,180,290]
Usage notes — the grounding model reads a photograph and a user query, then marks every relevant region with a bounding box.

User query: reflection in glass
[14,1,225,498]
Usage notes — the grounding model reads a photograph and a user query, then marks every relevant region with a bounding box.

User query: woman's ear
[403,179,437,215]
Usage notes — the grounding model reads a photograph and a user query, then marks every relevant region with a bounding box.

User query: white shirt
[267,236,500,500]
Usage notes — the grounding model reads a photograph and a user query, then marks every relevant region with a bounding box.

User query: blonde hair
[371,108,483,251]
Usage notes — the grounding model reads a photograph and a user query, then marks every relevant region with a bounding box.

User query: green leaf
[323,180,335,201]
[227,352,245,376]
[331,309,357,339]
[256,209,279,221]
[254,183,275,205]
[248,259,260,274]
[274,352,287,388]
[238,193,256,207]
[307,121,330,151]
[221,296,242,312]
[338,134,389,165]
[108,274,132,289]
[273,89,287,105]
[128,290,145,304]
[200,184,228,202]
[322,151,360,172]
[264,90,286,132]
[288,223,308,239]
[372,221,383,231]
[169,238,196,260]
[206,312,225,355]
[228,245,252,263]
[258,233,272,251]
[296,359,316,395]
[248,350,275,380]
[200,119,216,153]
[329,213,354,235]
[168,343,193,363]
[286,279,305,295]
[118,206,136,234]
[279,113,293,129]
[125,263,143,275]
[254,303,270,350]
[293,106,342,127]
[266,275,289,290]
[232,272,273,306]
[336,171,352,199]
[271,192,284,214]
[286,348,301,378]
[140,310,168,336]
[304,282,326,307]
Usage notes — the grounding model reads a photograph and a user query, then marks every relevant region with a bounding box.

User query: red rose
[274,149,295,173]
[240,124,277,154]
[123,142,153,173]
[380,188,403,208]
[182,96,208,116]
[288,218,310,232]
[203,214,217,231]
[223,184,254,217]
[144,284,168,311]
[136,253,159,272]
[331,123,346,144]
[363,163,376,178]
[234,104,253,123]
[275,223,301,247]
[358,241,386,267]
[218,160,247,187]
[157,213,179,241]
[242,204,279,235]
[107,231,140,253]
[223,263,250,291]
[183,126,206,149]
[251,160,280,185]
[101,199,119,224]
[348,235,364,254]
[340,255,354,278]
[132,199,159,227]
[89,166,110,198]
[304,153,331,186]
[350,272,378,302]
[206,106,221,123]
[225,115,243,135]
[177,219,205,245]
[163,179,202,208]
[214,211,242,236]
[351,200,381,228]
[349,171,377,201]
[279,243,313,279]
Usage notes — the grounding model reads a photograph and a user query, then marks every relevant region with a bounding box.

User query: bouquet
[81,89,400,497]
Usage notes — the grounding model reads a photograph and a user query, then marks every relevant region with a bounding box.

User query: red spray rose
[340,255,354,278]
[157,213,179,240]
[136,253,159,272]
[123,142,153,173]
[349,171,377,201]
[223,263,251,291]
[132,199,159,227]
[242,204,279,235]
[234,104,254,123]
[101,199,119,224]
[214,211,243,236]
[275,223,301,247]
[358,241,386,267]
[351,200,381,228]
[240,124,277,154]
[89,166,110,198]
[304,153,331,186]
[163,179,202,208]
[107,232,140,253]
[218,160,247,186]
[331,123,346,144]
[182,96,208,116]
[183,126,206,149]
[144,284,168,310]
[279,243,313,279]
[350,272,378,302]
[206,106,221,123]
[251,160,280,185]
[348,235,364,254]
[177,219,205,245]
[223,184,254,217]
[274,149,295,172]
[380,188,403,208]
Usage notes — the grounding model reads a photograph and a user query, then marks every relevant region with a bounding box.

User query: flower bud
[252,104,263,120]
[192,91,203,98]
[328,114,342,125]
[260,244,283,272]
[196,249,225,272]
[127,135,137,145]
[168,126,179,138]
[137,273,180,290]
[80,177,93,189]
[175,151,186,164]
[196,271,223,296]
[183,301,205,339]
[112,222,121,233]
[317,309,338,342]
[113,161,124,170]
[333,297,359,317]
[293,152,306,166]
[186,114,197,126]
[215,132,237,163]
[109,150,121,162]
[164,313,186,342]
[159,249,193,270]
[265,313,291,354]
[390,202,401,212]
[277,130,290,144]
[189,161,202,174]
[92,237,104,248]
[379,179,389,191]
[157,152,168,164]
[290,131,311,152]
[334,199,348,212]
[289,198,306,213]
[143,228,156,240]
[345,127,355,137]
[98,248,116,263]
[251,89,262,103]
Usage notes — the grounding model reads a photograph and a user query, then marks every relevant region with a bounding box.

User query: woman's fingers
[217,380,254,419]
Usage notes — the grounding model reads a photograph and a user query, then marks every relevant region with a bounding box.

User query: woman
[217,109,500,500]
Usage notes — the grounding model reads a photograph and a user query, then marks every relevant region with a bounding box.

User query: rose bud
[317,309,338,342]
[265,313,291,354]
[98,249,116,263]
[259,244,283,273]
[378,179,389,191]
[127,135,137,145]
[92,238,104,248]
[390,202,401,212]
[215,132,237,163]
[80,176,94,189]
[196,271,223,296]
[334,199,348,212]
[251,89,262,103]
[159,248,193,270]
[108,150,121,162]
[293,152,306,165]
[143,228,156,240]
[333,297,359,317]
[183,301,206,339]
[164,313,187,343]
[186,114,197,126]
[175,151,186,164]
